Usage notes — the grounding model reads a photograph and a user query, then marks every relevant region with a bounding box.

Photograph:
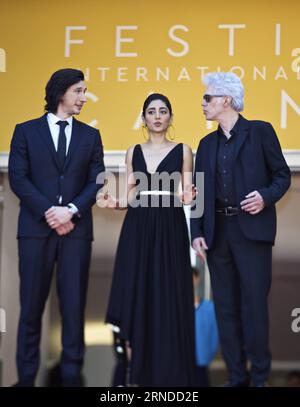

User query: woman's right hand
[96,192,118,209]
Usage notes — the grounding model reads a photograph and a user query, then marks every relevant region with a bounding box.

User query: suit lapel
[63,117,82,170]
[38,114,61,169]
[234,115,250,159]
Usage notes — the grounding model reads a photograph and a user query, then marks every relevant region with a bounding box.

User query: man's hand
[45,206,73,229]
[192,237,208,262]
[55,221,75,236]
[240,190,265,215]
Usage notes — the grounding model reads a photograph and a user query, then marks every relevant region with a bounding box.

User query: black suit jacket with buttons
[9,114,105,240]
[190,115,291,248]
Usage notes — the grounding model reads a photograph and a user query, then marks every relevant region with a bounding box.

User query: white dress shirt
[46,113,78,214]
[47,112,73,153]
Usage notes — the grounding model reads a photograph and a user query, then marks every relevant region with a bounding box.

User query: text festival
[65,24,300,83]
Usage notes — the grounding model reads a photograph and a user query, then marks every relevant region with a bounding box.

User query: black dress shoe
[61,376,83,387]
[12,380,34,387]
[252,382,269,387]
[222,380,250,387]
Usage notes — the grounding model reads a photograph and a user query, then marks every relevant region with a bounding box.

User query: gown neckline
[138,143,182,174]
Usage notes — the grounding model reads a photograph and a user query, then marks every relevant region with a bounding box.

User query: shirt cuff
[68,203,79,215]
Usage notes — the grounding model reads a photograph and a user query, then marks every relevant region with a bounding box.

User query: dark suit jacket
[190,115,291,248]
[9,114,105,240]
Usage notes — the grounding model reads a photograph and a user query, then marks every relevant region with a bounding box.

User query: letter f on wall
[0,48,6,72]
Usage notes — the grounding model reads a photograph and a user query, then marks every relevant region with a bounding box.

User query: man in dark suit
[191,72,291,387]
[9,68,105,386]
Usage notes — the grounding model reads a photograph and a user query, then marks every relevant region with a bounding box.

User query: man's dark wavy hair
[44,68,84,113]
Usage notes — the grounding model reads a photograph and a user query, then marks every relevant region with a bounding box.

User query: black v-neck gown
[106,144,195,386]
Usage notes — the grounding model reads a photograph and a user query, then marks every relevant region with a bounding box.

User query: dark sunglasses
[203,94,226,103]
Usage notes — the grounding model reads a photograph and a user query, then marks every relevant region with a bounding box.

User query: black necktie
[56,121,69,167]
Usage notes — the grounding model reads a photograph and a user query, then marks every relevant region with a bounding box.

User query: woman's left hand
[181,184,197,205]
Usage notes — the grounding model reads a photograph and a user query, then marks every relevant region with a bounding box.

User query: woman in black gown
[99,94,196,386]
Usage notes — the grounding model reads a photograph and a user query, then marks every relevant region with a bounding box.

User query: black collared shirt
[215,116,241,207]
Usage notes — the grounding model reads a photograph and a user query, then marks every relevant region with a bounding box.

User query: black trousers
[207,214,272,386]
[17,233,91,384]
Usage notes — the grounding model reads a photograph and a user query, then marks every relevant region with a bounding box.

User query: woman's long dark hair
[142,93,173,117]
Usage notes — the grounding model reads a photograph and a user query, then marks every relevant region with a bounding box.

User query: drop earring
[141,124,149,141]
[167,124,175,140]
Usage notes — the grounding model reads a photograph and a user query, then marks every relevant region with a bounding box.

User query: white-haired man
[191,72,291,387]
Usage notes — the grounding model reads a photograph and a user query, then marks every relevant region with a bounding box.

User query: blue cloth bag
[195,299,219,366]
